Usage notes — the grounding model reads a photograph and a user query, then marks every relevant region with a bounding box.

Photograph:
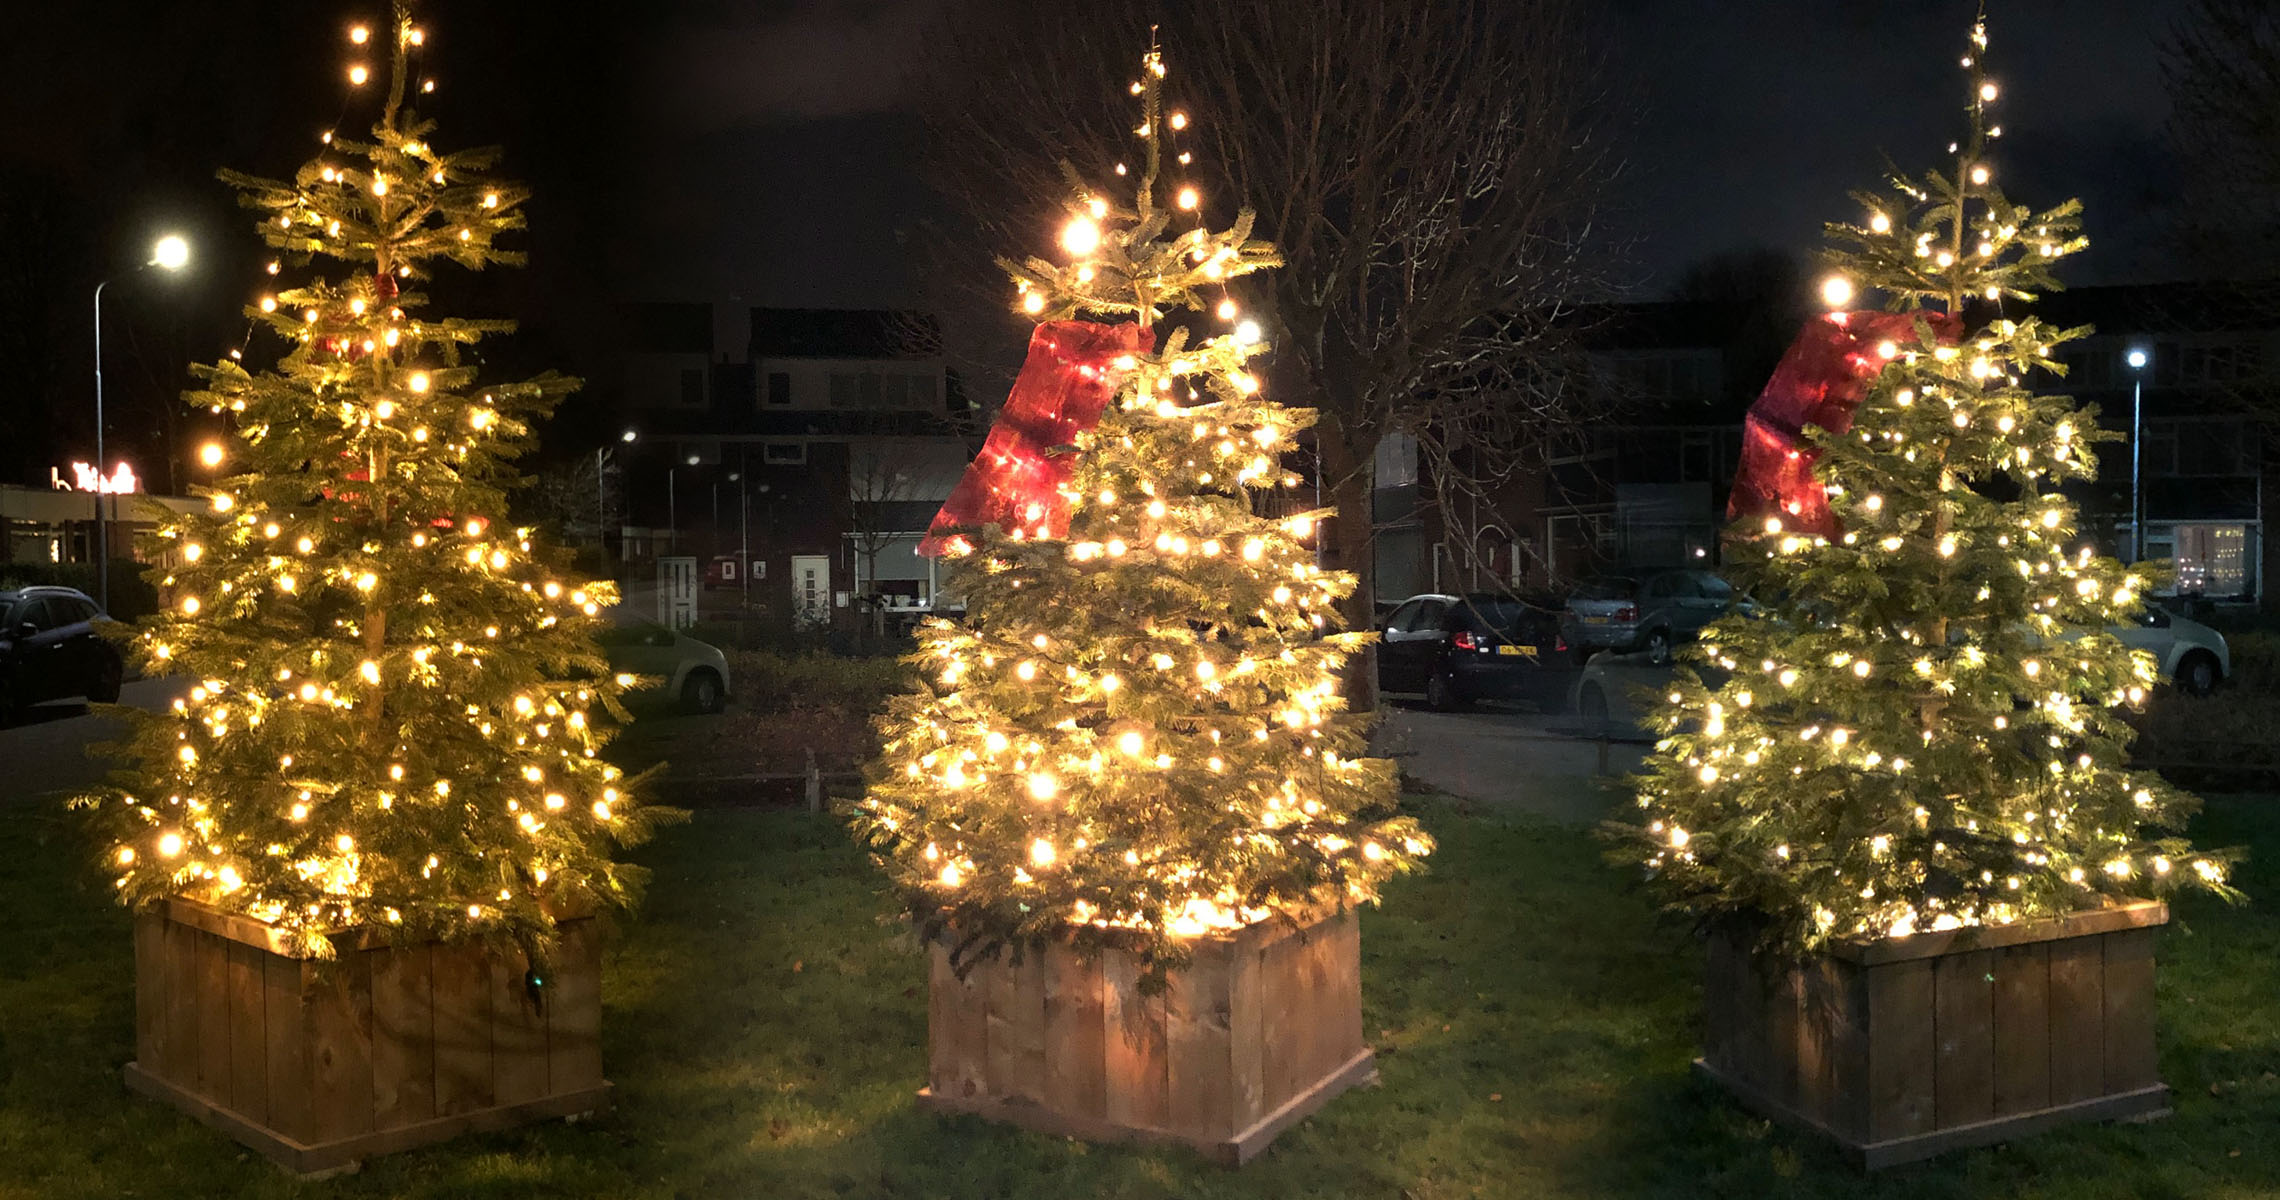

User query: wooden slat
[1796,955,1867,1141]
[194,930,233,1098]
[261,956,313,1145]
[2100,927,2158,1095]
[306,953,376,1145]
[370,945,437,1129]
[2048,935,2106,1104]
[1991,941,2052,1117]
[1933,948,1995,1129]
[1100,948,1170,1132]
[133,913,167,1078]
[1225,934,1267,1130]
[928,942,990,1102]
[1164,938,1234,1139]
[1256,931,1304,1112]
[1764,958,1804,1113]
[226,941,269,1124]
[159,918,202,1086]
[1865,957,1937,1143]
[1042,943,1106,1120]
[1699,933,1742,1081]
[546,921,605,1095]
[491,950,551,1107]
[984,950,1048,1104]
[1330,914,1365,1071]
[430,941,495,1116]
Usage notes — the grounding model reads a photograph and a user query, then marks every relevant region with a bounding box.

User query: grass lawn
[3,791,2278,1199]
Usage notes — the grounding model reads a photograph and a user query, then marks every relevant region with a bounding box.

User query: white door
[657,557,698,629]
[792,555,831,629]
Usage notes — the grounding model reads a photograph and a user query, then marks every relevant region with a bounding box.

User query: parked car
[1378,592,1561,710]
[1559,570,1735,666]
[2114,605,2228,696]
[0,585,124,724]
[596,614,732,713]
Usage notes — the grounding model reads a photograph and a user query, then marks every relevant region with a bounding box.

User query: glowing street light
[93,233,193,611]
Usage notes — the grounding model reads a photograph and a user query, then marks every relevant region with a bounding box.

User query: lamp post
[2127,347,2149,563]
[93,234,191,613]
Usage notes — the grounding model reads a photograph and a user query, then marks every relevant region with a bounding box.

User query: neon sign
[52,462,138,494]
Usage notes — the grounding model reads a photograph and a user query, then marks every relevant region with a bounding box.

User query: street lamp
[2126,347,2149,563]
[93,234,191,612]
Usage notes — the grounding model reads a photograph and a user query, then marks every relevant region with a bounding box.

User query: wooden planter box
[917,907,1376,1165]
[1699,901,2169,1169]
[123,897,611,1177]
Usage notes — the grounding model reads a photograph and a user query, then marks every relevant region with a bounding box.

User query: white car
[2115,607,2228,696]
[595,614,732,713]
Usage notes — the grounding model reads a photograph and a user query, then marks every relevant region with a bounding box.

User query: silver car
[596,614,732,713]
[2114,606,2228,696]
[1559,570,1733,666]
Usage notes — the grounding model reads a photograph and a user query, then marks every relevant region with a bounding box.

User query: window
[1384,600,1425,633]
[767,371,791,406]
[679,367,706,408]
[11,598,54,631]
[763,442,806,465]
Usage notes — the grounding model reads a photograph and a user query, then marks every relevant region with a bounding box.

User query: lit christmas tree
[1616,18,2240,955]
[853,44,1429,981]
[76,4,671,959]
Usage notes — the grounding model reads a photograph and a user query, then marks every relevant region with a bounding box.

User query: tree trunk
[1317,415,1379,714]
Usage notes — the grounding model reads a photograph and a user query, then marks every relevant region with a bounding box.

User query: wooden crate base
[130,898,609,1176]
[125,1062,611,1178]
[1701,901,2169,1169]
[923,907,1372,1165]
[1695,1058,2166,1169]
[919,1048,1377,1166]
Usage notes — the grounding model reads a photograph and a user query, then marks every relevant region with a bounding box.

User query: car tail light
[1451,631,1479,651]
[1614,604,1637,622]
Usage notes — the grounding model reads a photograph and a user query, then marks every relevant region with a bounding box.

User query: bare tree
[911,0,1622,707]
[2165,0,2280,278]
[842,437,965,636]
[523,449,623,551]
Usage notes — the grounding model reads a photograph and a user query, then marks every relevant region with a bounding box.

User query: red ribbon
[1728,310,1961,538]
[920,319,1153,556]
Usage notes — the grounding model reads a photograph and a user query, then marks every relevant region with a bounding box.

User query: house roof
[751,308,941,360]
[634,409,974,440]
[618,302,713,354]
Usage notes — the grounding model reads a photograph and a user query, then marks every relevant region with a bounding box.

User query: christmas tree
[75,5,671,959]
[852,44,1429,981]
[1616,18,2240,955]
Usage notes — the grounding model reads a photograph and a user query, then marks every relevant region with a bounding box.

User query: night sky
[0,0,2180,492]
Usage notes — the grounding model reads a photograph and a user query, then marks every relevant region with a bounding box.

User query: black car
[1378,592,1562,710]
[0,586,124,724]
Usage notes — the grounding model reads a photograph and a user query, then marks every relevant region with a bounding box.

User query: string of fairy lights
[84,8,655,956]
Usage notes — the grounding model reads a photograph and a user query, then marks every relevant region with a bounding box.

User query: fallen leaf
[1489,1093,1503,1102]
[794,960,804,973]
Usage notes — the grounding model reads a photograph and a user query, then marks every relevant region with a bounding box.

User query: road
[0,677,192,806]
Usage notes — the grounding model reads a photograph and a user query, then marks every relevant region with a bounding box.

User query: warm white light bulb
[1819,274,1854,309]
[1061,216,1101,257]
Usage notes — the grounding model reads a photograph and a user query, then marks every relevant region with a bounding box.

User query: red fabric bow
[919,320,1152,556]
[1728,310,1961,538]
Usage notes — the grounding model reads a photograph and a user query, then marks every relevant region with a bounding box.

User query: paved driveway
[0,677,191,806]
[1372,701,1647,827]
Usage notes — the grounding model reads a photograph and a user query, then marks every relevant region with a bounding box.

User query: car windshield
[1451,598,1547,634]
[1572,578,1637,602]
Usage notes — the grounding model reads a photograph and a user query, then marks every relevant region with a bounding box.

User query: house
[614,304,977,630]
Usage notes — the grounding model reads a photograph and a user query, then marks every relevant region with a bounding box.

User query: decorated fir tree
[76,5,670,959]
[852,45,1429,981]
[1616,18,2240,956]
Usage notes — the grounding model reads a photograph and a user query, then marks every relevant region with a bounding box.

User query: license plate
[1496,644,1535,658]
[1583,615,1609,625]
